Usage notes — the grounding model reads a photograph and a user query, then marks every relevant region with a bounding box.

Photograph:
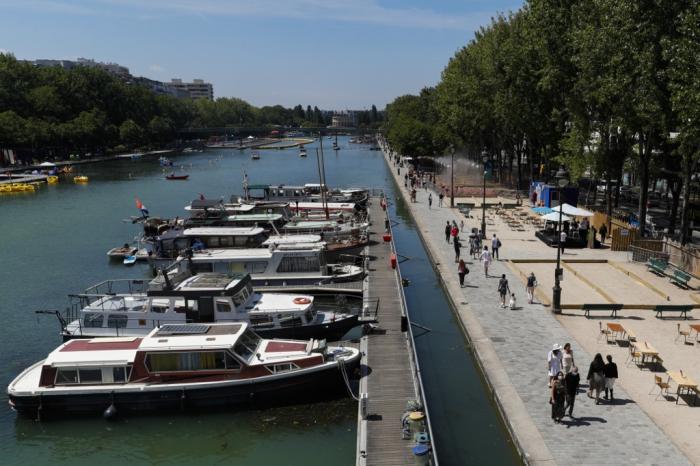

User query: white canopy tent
[559,203,594,217]
[541,211,572,223]
[38,161,56,167]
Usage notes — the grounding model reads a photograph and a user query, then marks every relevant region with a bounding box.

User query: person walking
[444,221,451,243]
[457,259,469,287]
[453,236,462,262]
[547,344,563,387]
[550,371,566,423]
[480,246,492,277]
[562,343,575,374]
[526,272,537,304]
[560,230,567,255]
[460,220,464,233]
[451,224,459,243]
[491,234,501,260]
[564,366,580,417]
[586,353,606,404]
[497,274,510,308]
[604,355,618,401]
[428,193,433,209]
[599,223,608,243]
[438,192,444,207]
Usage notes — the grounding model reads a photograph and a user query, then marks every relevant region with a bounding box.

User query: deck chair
[625,343,641,366]
[675,323,691,344]
[650,375,670,400]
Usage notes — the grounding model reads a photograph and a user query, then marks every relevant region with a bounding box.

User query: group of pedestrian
[547,344,618,423]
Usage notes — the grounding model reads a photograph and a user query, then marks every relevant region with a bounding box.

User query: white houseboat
[175,244,365,285]
[7,322,360,418]
[60,273,362,341]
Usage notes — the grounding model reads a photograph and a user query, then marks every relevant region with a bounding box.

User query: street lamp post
[552,168,569,314]
[481,150,488,239]
[450,146,455,208]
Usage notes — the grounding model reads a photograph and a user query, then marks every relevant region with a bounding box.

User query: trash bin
[412,444,430,466]
[415,432,430,445]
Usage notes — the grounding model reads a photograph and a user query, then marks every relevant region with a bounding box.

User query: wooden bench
[646,258,668,276]
[654,305,694,320]
[583,303,624,318]
[670,269,692,289]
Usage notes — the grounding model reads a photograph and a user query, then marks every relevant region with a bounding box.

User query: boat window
[305,310,315,323]
[151,304,168,313]
[234,330,261,360]
[107,314,128,328]
[83,313,104,328]
[219,236,234,247]
[112,367,130,383]
[277,256,320,273]
[265,363,298,374]
[191,263,213,273]
[78,368,103,384]
[145,351,234,372]
[232,291,246,306]
[247,262,267,274]
[206,237,220,248]
[280,315,303,328]
[216,299,232,313]
[250,315,274,328]
[55,369,79,384]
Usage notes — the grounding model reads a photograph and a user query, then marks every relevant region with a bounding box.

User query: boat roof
[295,202,357,209]
[188,246,322,261]
[263,234,322,245]
[284,221,338,228]
[183,227,265,236]
[226,214,283,221]
[46,337,143,367]
[149,272,251,296]
[139,323,247,351]
[188,199,223,210]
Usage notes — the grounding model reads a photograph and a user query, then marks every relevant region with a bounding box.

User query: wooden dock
[356,195,436,466]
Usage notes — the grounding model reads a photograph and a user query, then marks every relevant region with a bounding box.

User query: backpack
[497,239,502,248]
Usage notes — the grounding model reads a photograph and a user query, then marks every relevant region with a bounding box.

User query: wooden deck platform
[357,196,432,466]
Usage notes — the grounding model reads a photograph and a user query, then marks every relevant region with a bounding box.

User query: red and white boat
[7,323,360,418]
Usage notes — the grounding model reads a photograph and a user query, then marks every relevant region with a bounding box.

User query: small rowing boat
[165,174,189,180]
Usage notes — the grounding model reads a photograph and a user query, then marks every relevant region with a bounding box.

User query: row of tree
[384,0,700,243]
[0,54,382,162]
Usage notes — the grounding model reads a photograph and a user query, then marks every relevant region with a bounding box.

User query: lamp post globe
[552,168,569,314]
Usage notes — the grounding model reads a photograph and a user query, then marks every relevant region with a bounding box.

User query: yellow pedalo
[73,175,89,183]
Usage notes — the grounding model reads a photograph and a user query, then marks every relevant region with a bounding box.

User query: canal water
[0,137,516,465]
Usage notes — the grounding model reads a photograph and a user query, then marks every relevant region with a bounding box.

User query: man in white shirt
[560,230,567,255]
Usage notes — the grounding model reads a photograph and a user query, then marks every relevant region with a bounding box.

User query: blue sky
[0,0,523,109]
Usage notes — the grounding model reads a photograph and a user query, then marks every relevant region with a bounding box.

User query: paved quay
[380,148,690,466]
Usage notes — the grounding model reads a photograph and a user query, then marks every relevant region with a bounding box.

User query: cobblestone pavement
[384,151,689,466]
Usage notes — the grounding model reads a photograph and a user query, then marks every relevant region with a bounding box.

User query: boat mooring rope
[338,358,359,401]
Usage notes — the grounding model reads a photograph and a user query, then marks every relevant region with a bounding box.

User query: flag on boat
[135,197,149,217]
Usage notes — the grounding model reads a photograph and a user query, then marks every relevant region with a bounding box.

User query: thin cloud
[149,64,165,73]
[99,0,481,30]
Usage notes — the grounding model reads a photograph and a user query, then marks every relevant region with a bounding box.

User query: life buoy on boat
[293,297,312,305]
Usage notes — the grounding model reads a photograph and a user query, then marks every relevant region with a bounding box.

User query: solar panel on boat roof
[156,324,211,336]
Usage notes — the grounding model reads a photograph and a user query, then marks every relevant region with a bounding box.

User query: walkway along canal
[384,178,520,466]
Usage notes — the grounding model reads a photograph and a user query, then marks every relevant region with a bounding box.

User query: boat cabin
[64,273,319,338]
[225,213,286,231]
[153,227,268,260]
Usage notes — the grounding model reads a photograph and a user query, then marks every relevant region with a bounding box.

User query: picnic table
[606,323,626,343]
[666,371,698,405]
[637,341,660,365]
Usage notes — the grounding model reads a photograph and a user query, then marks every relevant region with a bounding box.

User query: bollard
[390,253,397,269]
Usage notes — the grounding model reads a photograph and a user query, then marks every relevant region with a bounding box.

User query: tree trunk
[637,134,652,238]
[668,179,681,238]
[679,154,697,245]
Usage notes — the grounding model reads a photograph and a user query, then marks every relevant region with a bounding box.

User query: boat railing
[81,279,149,297]
[358,297,380,322]
[64,316,204,338]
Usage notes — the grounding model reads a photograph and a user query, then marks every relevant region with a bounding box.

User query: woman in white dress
[547,343,563,387]
[562,342,575,374]
[480,245,492,277]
